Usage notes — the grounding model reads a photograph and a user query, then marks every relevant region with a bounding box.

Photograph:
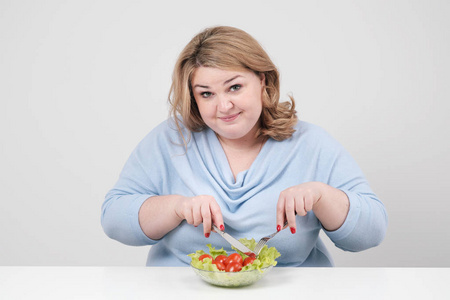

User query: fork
[253,220,288,256]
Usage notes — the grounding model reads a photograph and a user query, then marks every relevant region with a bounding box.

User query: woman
[102,26,387,267]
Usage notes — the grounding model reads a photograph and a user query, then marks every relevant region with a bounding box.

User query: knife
[212,225,255,255]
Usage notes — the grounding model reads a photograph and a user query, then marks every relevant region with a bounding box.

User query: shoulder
[288,120,344,154]
[292,121,334,142]
[140,118,185,143]
[146,118,180,137]
[294,120,323,134]
[132,118,187,156]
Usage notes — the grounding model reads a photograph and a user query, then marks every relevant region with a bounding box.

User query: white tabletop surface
[0,267,449,299]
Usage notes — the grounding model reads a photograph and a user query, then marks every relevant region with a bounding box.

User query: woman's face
[191,67,265,142]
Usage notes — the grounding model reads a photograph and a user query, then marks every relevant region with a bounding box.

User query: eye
[230,84,241,92]
[200,91,213,98]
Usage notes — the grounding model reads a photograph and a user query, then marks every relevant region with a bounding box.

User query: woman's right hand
[175,195,225,238]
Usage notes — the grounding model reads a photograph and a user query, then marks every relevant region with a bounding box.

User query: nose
[218,94,233,111]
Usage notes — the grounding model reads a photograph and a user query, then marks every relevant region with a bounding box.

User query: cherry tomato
[225,262,242,272]
[243,256,256,266]
[213,261,226,271]
[224,253,243,266]
[214,255,228,265]
[244,252,256,258]
[199,254,213,262]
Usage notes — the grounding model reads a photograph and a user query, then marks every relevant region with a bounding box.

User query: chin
[212,124,258,141]
[217,130,252,141]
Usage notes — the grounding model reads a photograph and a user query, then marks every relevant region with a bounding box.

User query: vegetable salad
[188,238,281,273]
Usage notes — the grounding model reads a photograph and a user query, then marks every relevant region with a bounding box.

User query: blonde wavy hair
[168,26,297,144]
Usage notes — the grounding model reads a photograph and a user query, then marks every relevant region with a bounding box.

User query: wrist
[173,195,188,222]
[311,183,349,231]
[311,181,328,210]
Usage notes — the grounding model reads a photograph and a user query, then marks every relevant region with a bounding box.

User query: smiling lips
[219,112,240,122]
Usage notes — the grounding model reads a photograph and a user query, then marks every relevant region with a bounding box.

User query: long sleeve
[101,149,159,246]
[318,132,388,252]
[101,122,177,247]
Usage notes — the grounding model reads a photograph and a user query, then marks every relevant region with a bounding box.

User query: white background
[1,0,449,267]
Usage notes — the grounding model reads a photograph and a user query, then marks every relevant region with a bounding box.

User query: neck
[215,132,267,181]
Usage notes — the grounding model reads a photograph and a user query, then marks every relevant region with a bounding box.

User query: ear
[259,73,266,87]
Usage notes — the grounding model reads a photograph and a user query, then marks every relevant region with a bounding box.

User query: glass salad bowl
[190,263,273,287]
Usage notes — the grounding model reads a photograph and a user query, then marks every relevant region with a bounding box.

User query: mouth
[218,112,240,122]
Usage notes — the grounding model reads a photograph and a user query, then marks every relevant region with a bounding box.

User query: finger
[210,201,224,231]
[183,204,194,225]
[304,193,314,213]
[192,201,203,227]
[201,203,212,238]
[185,213,194,225]
[295,196,307,217]
[285,195,297,234]
[276,194,286,232]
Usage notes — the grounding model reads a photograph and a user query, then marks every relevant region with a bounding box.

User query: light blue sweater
[102,119,387,267]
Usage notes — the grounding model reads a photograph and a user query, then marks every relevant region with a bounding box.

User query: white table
[1,267,448,299]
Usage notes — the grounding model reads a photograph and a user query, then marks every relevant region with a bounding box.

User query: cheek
[249,91,264,112]
[252,96,264,119]
[195,100,213,118]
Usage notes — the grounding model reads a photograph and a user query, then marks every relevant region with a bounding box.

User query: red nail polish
[277,225,281,232]
[290,227,296,234]
[220,224,225,231]
[205,233,210,238]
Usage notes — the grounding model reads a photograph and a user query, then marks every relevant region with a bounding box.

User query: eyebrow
[193,75,242,89]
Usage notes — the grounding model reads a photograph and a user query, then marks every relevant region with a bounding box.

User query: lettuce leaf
[188,239,280,273]
[206,244,228,258]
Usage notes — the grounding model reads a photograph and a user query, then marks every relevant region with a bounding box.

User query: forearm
[138,195,184,240]
[313,182,350,231]
[325,189,388,252]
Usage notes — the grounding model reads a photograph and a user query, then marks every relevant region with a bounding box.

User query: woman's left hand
[276,182,324,234]
[276,181,350,233]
